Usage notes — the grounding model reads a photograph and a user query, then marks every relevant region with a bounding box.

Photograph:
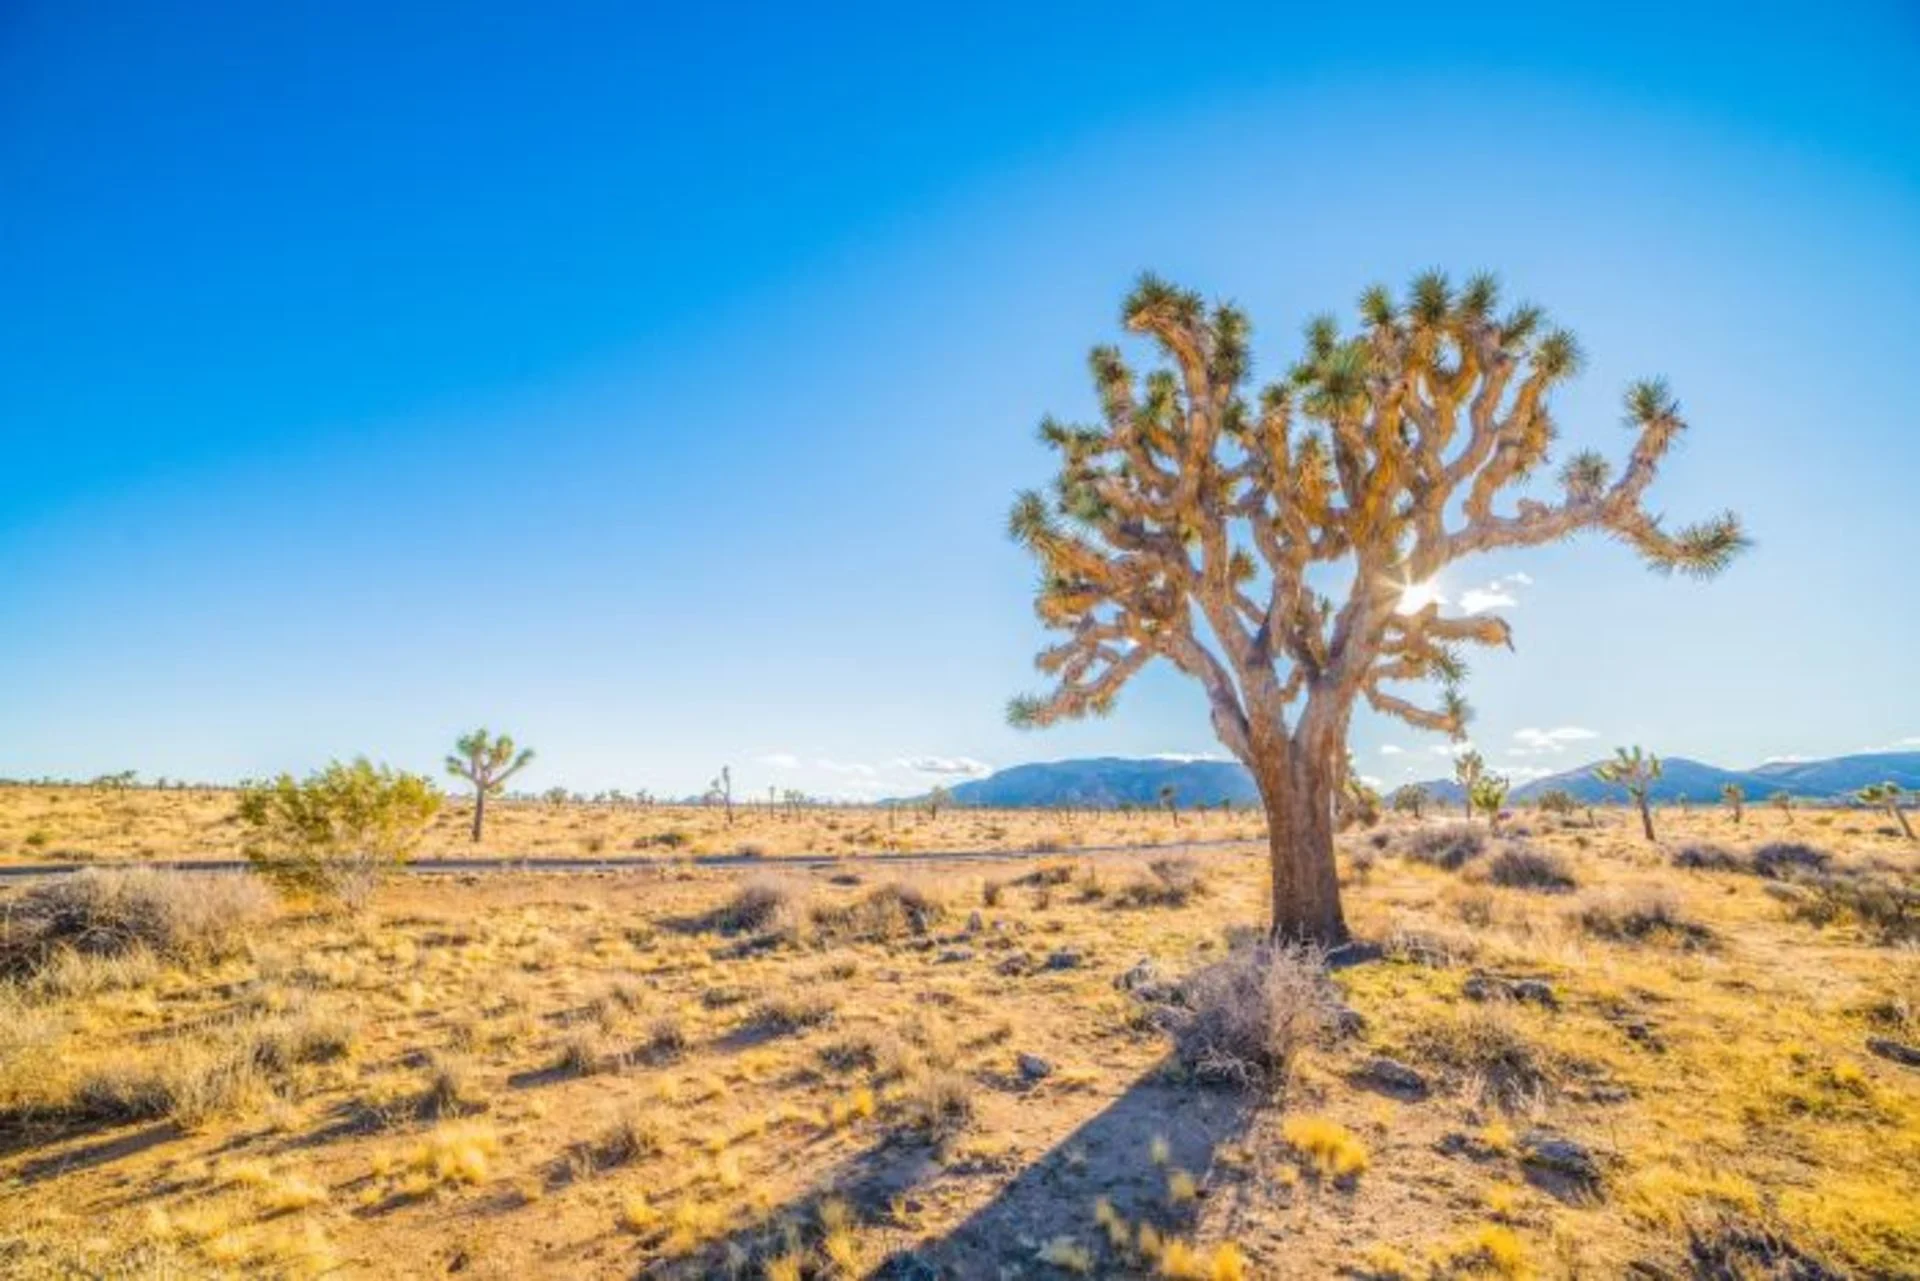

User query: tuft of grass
[747,988,837,1035]
[1,867,272,980]
[1485,845,1577,892]
[1280,1114,1369,1180]
[1574,886,1714,948]
[1114,857,1208,908]
[1407,1008,1556,1110]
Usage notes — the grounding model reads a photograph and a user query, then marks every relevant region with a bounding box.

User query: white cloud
[1430,742,1479,758]
[1503,765,1556,783]
[1510,726,1599,756]
[1395,580,1447,615]
[1379,745,1405,756]
[814,759,877,776]
[1762,754,1809,764]
[1898,737,1920,748]
[1359,774,1384,789]
[1459,586,1518,614]
[755,752,800,770]
[1151,751,1230,763]
[896,756,992,777]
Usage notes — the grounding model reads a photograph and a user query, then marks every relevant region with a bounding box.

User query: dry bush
[1168,944,1338,1089]
[1749,842,1833,880]
[748,988,837,1035]
[809,882,943,942]
[0,868,272,980]
[1672,843,1748,872]
[706,877,806,936]
[72,1038,268,1128]
[1486,844,1577,893]
[1114,857,1208,908]
[1407,1008,1555,1109]
[582,1106,663,1169]
[416,1050,485,1118]
[1575,887,1714,948]
[1397,823,1487,870]
[1785,874,1917,944]
[895,1068,973,1140]
[1683,1216,1844,1280]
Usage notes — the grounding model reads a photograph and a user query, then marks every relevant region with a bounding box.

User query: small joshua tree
[1390,783,1430,821]
[1595,746,1662,842]
[1159,783,1179,825]
[1008,272,1743,943]
[707,767,734,826]
[1470,773,1511,832]
[1857,781,1915,841]
[446,729,535,844]
[1772,790,1794,827]
[926,784,953,819]
[1453,750,1487,822]
[1721,781,1745,826]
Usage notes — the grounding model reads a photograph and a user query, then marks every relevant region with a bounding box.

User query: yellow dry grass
[0,800,1913,1277]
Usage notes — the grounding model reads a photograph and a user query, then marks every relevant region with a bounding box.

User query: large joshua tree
[446,729,535,843]
[1008,271,1745,945]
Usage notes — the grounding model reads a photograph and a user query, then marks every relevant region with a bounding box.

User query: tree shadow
[872,1063,1259,1278]
[13,1120,180,1184]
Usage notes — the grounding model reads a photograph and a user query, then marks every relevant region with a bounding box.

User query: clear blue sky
[4,2,1917,799]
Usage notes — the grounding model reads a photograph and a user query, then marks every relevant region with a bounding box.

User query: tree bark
[1637,796,1655,842]
[1892,804,1914,842]
[471,789,486,843]
[1254,744,1349,947]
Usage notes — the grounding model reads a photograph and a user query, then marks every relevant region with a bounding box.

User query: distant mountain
[1420,750,1920,806]
[944,757,1259,809]
[928,751,1920,809]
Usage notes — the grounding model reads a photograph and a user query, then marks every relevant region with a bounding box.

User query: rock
[1360,1056,1428,1095]
[996,954,1033,977]
[1017,1053,1054,1082]
[1044,949,1084,971]
[1868,1037,1920,1068]
[936,947,975,964]
[1520,1130,1602,1185]
[1434,1130,1503,1162]
[1463,972,1557,1008]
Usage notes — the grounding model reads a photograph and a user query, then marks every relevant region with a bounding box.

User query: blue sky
[3,2,1917,799]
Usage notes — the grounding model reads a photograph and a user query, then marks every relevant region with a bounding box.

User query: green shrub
[236,758,441,906]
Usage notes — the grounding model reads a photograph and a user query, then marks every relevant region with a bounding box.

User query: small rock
[1520,1130,1602,1185]
[1868,1037,1920,1068]
[1510,979,1558,1008]
[1463,972,1557,1008]
[1044,949,1084,970]
[936,947,974,964]
[996,954,1033,976]
[1017,1053,1054,1082]
[1434,1130,1503,1162]
[1360,1056,1428,1095]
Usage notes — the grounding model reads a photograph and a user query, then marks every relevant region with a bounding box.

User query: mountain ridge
[929,751,1920,808]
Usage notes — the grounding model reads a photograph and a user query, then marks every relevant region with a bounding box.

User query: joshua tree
[1008,271,1744,942]
[446,729,534,843]
[707,767,734,826]
[1390,783,1430,821]
[1857,781,1915,841]
[1453,750,1486,822]
[1772,791,1795,827]
[1158,783,1179,825]
[1594,746,1662,842]
[1470,772,1511,832]
[1721,782,1745,825]
[926,784,953,819]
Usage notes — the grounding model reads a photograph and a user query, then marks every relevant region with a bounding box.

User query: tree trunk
[471,789,486,843]
[1254,745,1349,948]
[1892,803,1914,842]
[1637,795,1655,842]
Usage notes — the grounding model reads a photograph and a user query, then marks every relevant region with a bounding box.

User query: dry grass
[0,802,1914,1277]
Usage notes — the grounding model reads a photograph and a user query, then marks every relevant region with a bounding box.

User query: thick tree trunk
[1254,744,1349,948]
[471,789,486,843]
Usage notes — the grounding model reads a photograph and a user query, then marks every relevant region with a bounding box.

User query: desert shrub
[748,989,837,1034]
[236,759,441,907]
[1407,1008,1555,1109]
[1672,842,1748,872]
[416,1050,485,1118]
[640,1016,687,1062]
[1398,823,1486,870]
[896,1068,973,1139]
[1575,887,1714,948]
[1013,863,1076,887]
[0,868,272,980]
[583,1106,663,1169]
[1114,856,1208,907]
[810,882,943,942]
[73,1038,267,1128]
[1683,1217,1844,1281]
[706,878,805,936]
[1534,789,1579,817]
[1486,845,1577,893]
[1786,875,1918,943]
[1749,842,1833,880]
[1168,944,1338,1089]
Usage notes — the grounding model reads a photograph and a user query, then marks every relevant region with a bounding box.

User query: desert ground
[0,787,1259,865]
[1,800,1915,1279]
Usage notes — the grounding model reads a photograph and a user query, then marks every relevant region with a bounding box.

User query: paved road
[0,837,1261,881]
